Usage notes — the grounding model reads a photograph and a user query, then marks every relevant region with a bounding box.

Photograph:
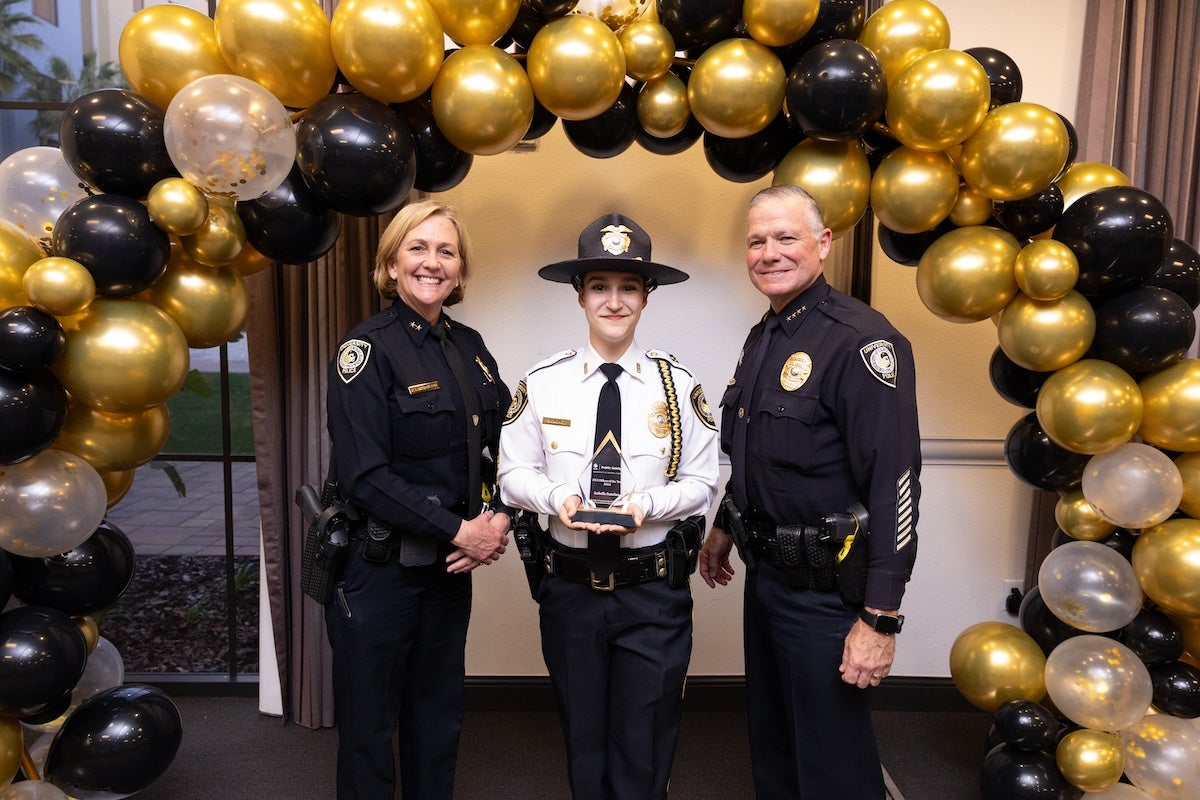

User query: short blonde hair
[373,200,473,306]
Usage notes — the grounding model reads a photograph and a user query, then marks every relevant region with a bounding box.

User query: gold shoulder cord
[654,357,682,482]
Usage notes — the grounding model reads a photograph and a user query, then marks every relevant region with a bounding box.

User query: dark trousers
[538,574,693,800]
[744,564,884,799]
[325,542,471,800]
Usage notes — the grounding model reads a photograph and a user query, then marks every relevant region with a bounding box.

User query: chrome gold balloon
[1133,518,1200,617]
[996,290,1095,372]
[960,102,1070,201]
[99,467,135,509]
[180,198,245,267]
[54,401,171,472]
[915,226,1021,322]
[21,256,96,317]
[73,615,101,654]
[619,18,675,81]
[744,0,820,47]
[527,15,626,121]
[118,5,233,112]
[857,0,950,85]
[147,178,209,236]
[637,73,690,138]
[0,217,44,308]
[144,257,250,349]
[773,139,871,238]
[1013,239,1077,301]
[1055,729,1123,793]
[688,38,786,138]
[949,185,993,227]
[1036,359,1143,455]
[331,0,445,104]
[1139,359,1200,452]
[949,621,1047,712]
[1177,452,1200,519]
[886,49,990,152]
[427,0,521,45]
[52,297,190,414]
[1056,161,1131,211]
[431,45,535,155]
[214,0,337,109]
[228,241,273,277]
[1055,489,1117,541]
[870,146,959,234]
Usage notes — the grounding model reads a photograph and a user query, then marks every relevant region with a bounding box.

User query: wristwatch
[859,610,904,634]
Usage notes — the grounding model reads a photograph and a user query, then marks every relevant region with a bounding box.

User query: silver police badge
[599,224,632,256]
[337,339,371,384]
[859,339,898,388]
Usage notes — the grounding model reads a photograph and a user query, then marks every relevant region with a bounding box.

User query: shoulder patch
[859,339,898,388]
[337,339,372,384]
[503,380,528,425]
[691,385,717,430]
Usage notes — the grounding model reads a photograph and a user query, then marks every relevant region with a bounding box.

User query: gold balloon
[99,467,135,508]
[181,198,245,267]
[52,297,190,414]
[1139,359,1200,452]
[997,290,1096,372]
[744,0,820,47]
[1175,612,1200,663]
[431,45,535,155]
[1055,489,1117,542]
[1,715,19,787]
[950,184,993,227]
[886,49,990,152]
[54,401,171,472]
[1055,729,1123,792]
[857,0,950,85]
[0,217,44,309]
[688,37,786,138]
[527,15,626,121]
[773,139,872,238]
[1036,359,1143,455]
[1014,240,1078,301]
[1176,452,1200,519]
[915,226,1021,322]
[21,256,96,317]
[214,0,337,109]
[147,178,209,236]
[960,103,1070,201]
[949,621,1047,712]
[144,258,250,349]
[1056,161,1131,211]
[331,0,445,104]
[870,146,959,234]
[1132,518,1200,617]
[228,241,274,277]
[619,18,675,81]
[637,73,690,139]
[73,615,101,654]
[427,0,520,45]
[118,5,233,112]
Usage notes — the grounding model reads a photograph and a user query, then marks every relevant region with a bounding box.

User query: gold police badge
[648,401,670,438]
[780,352,812,391]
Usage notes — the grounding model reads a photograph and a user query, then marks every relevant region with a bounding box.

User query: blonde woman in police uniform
[498,213,720,800]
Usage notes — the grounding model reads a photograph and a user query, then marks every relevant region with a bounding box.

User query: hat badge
[599,224,632,256]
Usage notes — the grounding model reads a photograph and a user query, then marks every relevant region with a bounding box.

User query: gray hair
[749,185,826,236]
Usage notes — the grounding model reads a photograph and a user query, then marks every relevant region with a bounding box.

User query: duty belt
[743,515,839,592]
[546,539,668,591]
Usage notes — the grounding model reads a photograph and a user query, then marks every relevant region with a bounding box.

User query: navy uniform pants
[744,563,885,799]
[538,575,693,800]
[325,541,471,800]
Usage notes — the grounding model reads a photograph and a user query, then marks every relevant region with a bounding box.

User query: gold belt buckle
[589,570,615,591]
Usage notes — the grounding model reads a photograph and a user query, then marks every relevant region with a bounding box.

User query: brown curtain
[247,215,383,728]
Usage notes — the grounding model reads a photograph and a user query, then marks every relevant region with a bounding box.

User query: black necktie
[732,315,779,511]
[588,362,623,579]
[431,323,482,518]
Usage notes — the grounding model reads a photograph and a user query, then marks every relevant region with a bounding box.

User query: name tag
[542,417,571,427]
[408,381,440,395]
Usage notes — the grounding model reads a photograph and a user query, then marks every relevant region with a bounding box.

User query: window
[32,0,57,25]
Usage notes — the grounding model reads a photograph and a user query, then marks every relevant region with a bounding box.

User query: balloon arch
[2,0,1200,796]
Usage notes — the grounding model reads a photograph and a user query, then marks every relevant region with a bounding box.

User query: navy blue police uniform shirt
[326,299,508,541]
[720,274,921,610]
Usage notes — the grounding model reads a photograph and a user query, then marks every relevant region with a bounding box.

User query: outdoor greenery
[163,371,256,456]
[21,52,127,143]
[0,0,44,96]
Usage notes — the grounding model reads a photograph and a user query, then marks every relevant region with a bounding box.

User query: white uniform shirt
[498,341,720,550]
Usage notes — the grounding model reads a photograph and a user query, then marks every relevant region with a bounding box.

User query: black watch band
[859,610,904,634]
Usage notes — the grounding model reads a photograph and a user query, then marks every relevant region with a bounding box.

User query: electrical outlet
[1001,579,1025,617]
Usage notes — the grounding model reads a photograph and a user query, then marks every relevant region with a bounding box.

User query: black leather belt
[546,539,668,591]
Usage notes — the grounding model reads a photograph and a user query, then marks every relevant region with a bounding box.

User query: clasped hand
[447,509,509,573]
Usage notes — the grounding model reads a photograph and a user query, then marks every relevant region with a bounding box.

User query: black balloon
[988,346,1050,408]
[0,605,88,717]
[46,684,183,800]
[787,39,886,141]
[58,88,178,199]
[0,367,68,465]
[995,185,1063,240]
[1052,186,1174,299]
[1149,660,1200,718]
[1057,114,1078,178]
[657,0,742,49]
[979,744,1082,800]
[1121,607,1185,666]
[703,113,792,182]
[1093,527,1137,561]
[1145,237,1200,309]
[296,94,417,217]
[394,94,474,193]
[1091,287,1195,376]
[964,47,1023,108]
[0,305,65,371]
[524,97,558,140]
[0,549,12,608]
[1019,585,1086,656]
[992,699,1060,752]
[10,520,136,615]
[637,114,704,155]
[52,194,170,296]
[21,689,73,725]
[876,219,955,267]
[773,0,867,71]
[1004,412,1089,492]
[237,165,342,265]
[508,2,553,50]
[563,82,638,159]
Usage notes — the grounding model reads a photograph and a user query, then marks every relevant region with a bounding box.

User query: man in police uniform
[699,185,920,798]
[498,213,720,800]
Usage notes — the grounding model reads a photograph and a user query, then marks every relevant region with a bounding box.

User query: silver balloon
[1044,635,1152,731]
[0,448,106,557]
[1036,540,1142,633]
[1082,443,1183,529]
[1121,714,1200,800]
[0,146,89,248]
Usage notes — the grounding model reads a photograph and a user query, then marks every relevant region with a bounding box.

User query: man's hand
[838,609,898,688]
[447,509,508,573]
[699,526,735,588]
[559,496,643,534]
